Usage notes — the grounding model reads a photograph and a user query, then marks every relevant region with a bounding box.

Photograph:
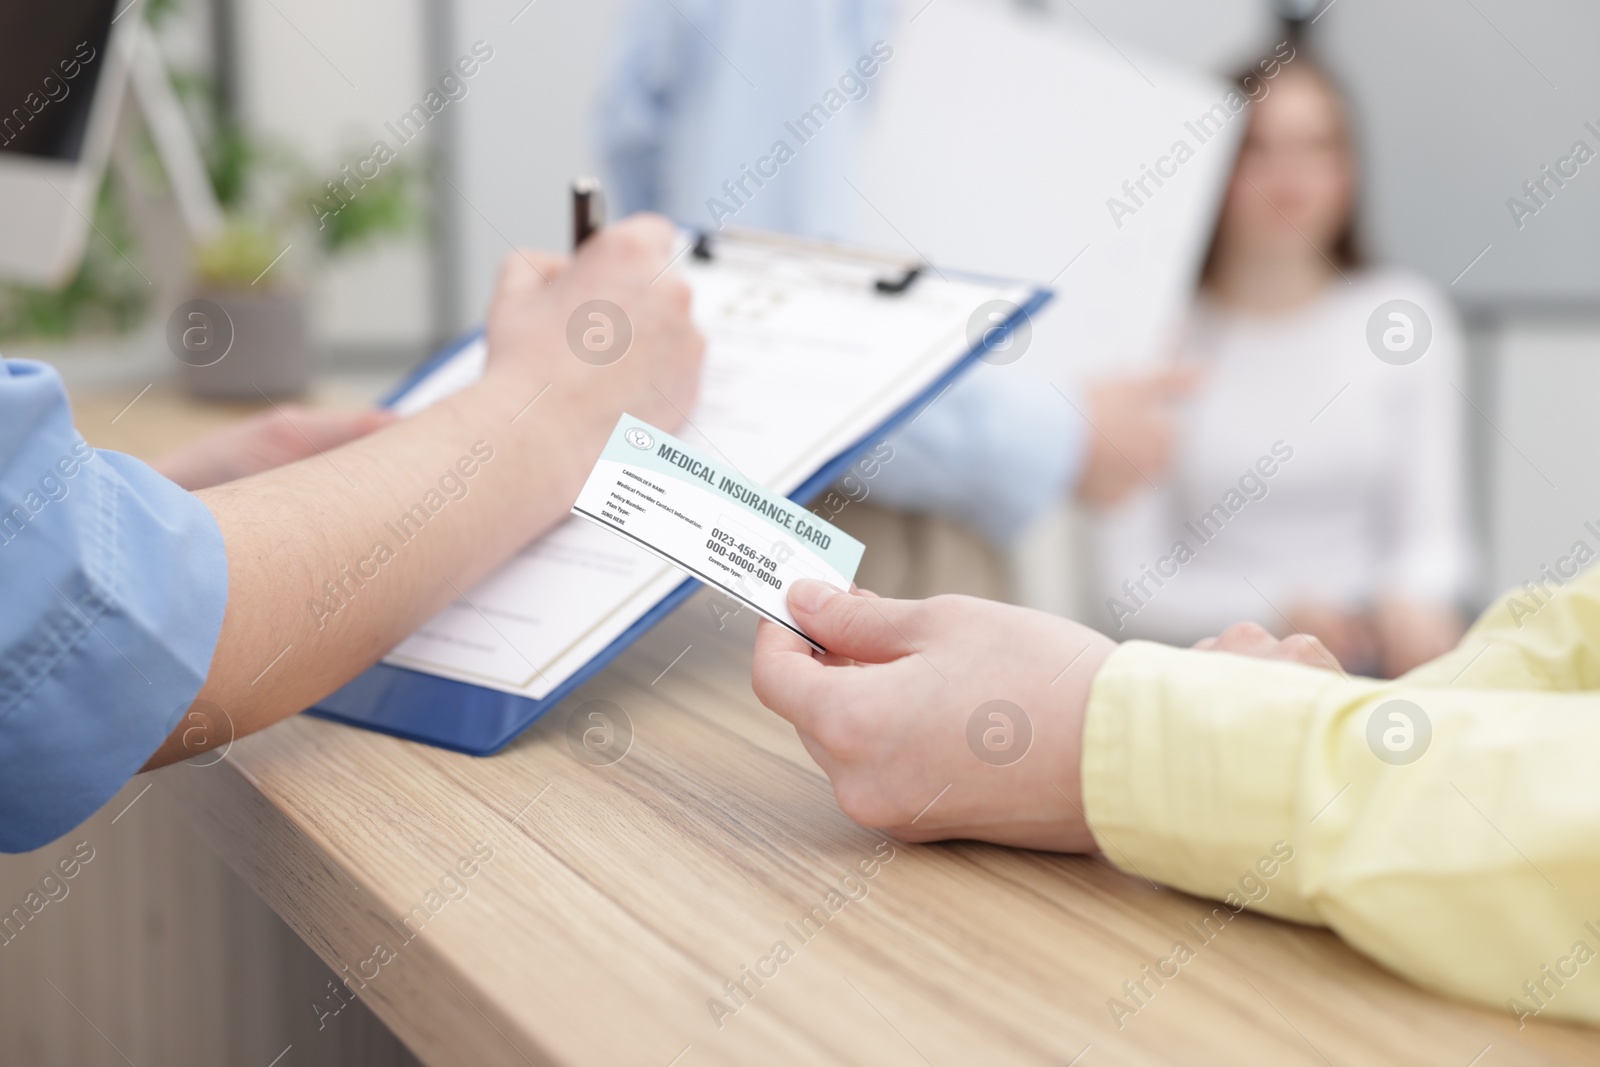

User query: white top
[1090,268,1475,644]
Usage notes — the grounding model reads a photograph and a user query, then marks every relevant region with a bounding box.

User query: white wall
[440,0,625,335]
[1315,0,1600,304]
[1485,318,1600,598]
[1041,0,1600,304]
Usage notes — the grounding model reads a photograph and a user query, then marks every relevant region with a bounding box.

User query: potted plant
[179,216,308,397]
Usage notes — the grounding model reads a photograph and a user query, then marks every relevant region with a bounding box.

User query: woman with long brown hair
[1091,54,1472,678]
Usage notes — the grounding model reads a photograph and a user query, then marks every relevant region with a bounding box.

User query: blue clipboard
[308,279,1053,755]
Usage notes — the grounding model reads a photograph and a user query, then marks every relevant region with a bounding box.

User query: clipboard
[310,230,1051,755]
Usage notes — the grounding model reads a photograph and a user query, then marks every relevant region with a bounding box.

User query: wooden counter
[159,598,1593,1066]
[52,381,1600,1065]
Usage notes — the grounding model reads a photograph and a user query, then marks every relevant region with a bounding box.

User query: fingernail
[789,579,840,615]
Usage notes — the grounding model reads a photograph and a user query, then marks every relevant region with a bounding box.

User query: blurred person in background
[1093,56,1472,677]
[596,0,1197,600]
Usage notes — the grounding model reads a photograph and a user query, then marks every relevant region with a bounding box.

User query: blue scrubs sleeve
[0,359,228,852]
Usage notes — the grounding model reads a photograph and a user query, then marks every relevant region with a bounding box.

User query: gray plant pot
[176,289,312,399]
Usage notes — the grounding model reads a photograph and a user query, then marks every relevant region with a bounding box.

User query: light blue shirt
[0,359,227,852]
[867,363,1085,546]
[596,0,1087,543]
[597,0,895,238]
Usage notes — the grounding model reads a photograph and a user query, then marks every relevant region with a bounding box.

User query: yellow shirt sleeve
[1081,566,1600,1027]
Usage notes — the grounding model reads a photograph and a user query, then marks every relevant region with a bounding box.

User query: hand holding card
[572,414,864,650]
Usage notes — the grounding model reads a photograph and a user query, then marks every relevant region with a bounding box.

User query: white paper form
[382,232,1036,699]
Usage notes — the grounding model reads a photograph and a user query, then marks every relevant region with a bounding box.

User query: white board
[844,0,1247,616]
[847,0,1244,381]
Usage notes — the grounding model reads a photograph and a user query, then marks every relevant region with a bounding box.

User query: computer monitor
[0,3,135,287]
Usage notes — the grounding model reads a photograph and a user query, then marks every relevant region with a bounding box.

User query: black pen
[572,177,605,249]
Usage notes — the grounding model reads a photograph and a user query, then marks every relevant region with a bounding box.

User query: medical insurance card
[573,414,864,649]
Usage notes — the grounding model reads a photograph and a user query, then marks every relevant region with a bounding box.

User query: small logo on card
[625,427,654,451]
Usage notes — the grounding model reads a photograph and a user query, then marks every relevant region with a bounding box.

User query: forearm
[144,369,600,767]
[1083,641,1600,1025]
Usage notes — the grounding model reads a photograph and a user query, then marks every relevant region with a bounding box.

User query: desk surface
[78,383,1597,1066]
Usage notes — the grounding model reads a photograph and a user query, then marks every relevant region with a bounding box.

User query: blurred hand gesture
[1075,364,1201,508]
[1192,620,1345,673]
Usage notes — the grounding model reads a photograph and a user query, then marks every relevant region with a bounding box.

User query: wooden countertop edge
[158,752,557,1067]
